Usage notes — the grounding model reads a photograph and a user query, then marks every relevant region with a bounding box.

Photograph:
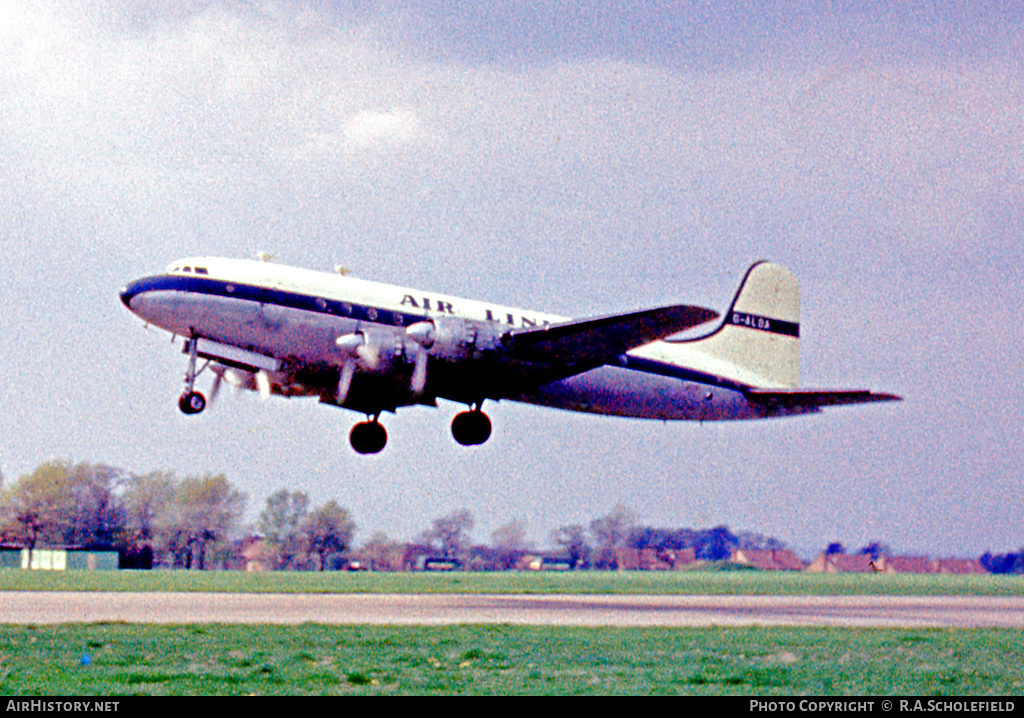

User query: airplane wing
[501,305,719,365]
[746,388,902,409]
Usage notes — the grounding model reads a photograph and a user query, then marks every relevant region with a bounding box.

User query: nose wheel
[179,391,206,415]
[350,419,387,454]
[451,408,491,446]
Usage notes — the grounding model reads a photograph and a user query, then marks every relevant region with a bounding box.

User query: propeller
[405,321,437,395]
[334,332,381,404]
[336,332,379,369]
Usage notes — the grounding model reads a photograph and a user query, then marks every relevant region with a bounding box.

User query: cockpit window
[168,264,208,275]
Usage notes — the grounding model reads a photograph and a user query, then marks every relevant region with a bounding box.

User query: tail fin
[670,262,800,388]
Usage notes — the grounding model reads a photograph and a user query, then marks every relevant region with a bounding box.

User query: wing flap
[503,305,719,365]
[746,388,902,409]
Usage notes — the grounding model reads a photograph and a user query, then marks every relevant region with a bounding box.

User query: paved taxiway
[1,592,1022,628]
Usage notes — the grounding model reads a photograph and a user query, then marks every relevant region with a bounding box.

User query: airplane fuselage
[121,257,765,420]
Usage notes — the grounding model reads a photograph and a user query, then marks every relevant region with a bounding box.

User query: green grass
[2,570,1020,695]
[0,568,1020,596]
[0,624,1020,695]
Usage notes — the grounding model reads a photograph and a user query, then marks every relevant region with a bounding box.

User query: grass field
[1,568,1022,596]
[0,623,1021,695]
[1,570,1021,695]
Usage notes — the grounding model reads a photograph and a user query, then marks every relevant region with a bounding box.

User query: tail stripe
[729,311,799,338]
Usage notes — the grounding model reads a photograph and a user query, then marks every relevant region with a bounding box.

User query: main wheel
[350,421,387,454]
[178,391,206,415]
[451,410,492,446]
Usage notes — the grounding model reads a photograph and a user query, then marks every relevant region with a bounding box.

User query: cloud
[342,109,420,146]
[2,1,1022,553]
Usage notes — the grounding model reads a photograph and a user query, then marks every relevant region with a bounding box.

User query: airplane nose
[120,278,146,310]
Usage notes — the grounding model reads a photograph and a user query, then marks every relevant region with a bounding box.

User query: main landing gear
[346,405,493,454]
[451,406,491,446]
[350,418,387,455]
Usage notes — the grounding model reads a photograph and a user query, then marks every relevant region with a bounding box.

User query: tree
[258,489,310,569]
[693,525,738,561]
[303,501,356,571]
[857,541,892,561]
[490,519,532,570]
[5,461,127,552]
[552,524,590,569]
[420,509,474,560]
[734,530,791,554]
[589,504,636,570]
[167,474,246,570]
[359,531,406,571]
[124,470,177,545]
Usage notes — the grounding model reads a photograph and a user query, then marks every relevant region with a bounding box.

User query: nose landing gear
[179,335,208,415]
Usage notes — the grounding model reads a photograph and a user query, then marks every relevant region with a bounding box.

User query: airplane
[119,257,900,454]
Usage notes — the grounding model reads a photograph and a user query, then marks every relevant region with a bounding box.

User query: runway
[2,592,1022,628]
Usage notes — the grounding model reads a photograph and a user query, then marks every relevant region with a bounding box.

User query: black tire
[178,391,206,415]
[350,421,387,454]
[451,410,492,446]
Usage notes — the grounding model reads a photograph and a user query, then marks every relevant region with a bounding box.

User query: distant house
[620,548,674,571]
[731,548,806,571]
[883,555,934,574]
[934,558,987,575]
[806,552,876,573]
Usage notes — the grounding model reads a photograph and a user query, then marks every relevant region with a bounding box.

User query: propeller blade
[255,370,272,401]
[411,349,428,395]
[337,359,356,404]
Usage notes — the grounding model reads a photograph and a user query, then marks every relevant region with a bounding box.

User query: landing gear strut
[451,405,491,446]
[179,335,208,415]
[350,417,387,454]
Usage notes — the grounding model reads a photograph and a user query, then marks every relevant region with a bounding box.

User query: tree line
[0,460,353,570]
[1,461,1018,572]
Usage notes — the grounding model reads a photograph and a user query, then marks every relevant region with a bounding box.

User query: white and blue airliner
[120,258,899,453]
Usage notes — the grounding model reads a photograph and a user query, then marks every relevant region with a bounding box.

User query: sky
[1,0,1021,559]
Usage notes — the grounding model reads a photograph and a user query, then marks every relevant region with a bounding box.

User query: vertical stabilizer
[674,262,801,387]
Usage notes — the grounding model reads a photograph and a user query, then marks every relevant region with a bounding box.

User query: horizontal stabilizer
[503,305,719,365]
[746,388,902,410]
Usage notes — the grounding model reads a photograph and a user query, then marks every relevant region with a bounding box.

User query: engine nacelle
[406,317,499,360]
[336,327,401,373]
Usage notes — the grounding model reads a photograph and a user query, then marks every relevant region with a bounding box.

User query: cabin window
[195,267,208,275]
